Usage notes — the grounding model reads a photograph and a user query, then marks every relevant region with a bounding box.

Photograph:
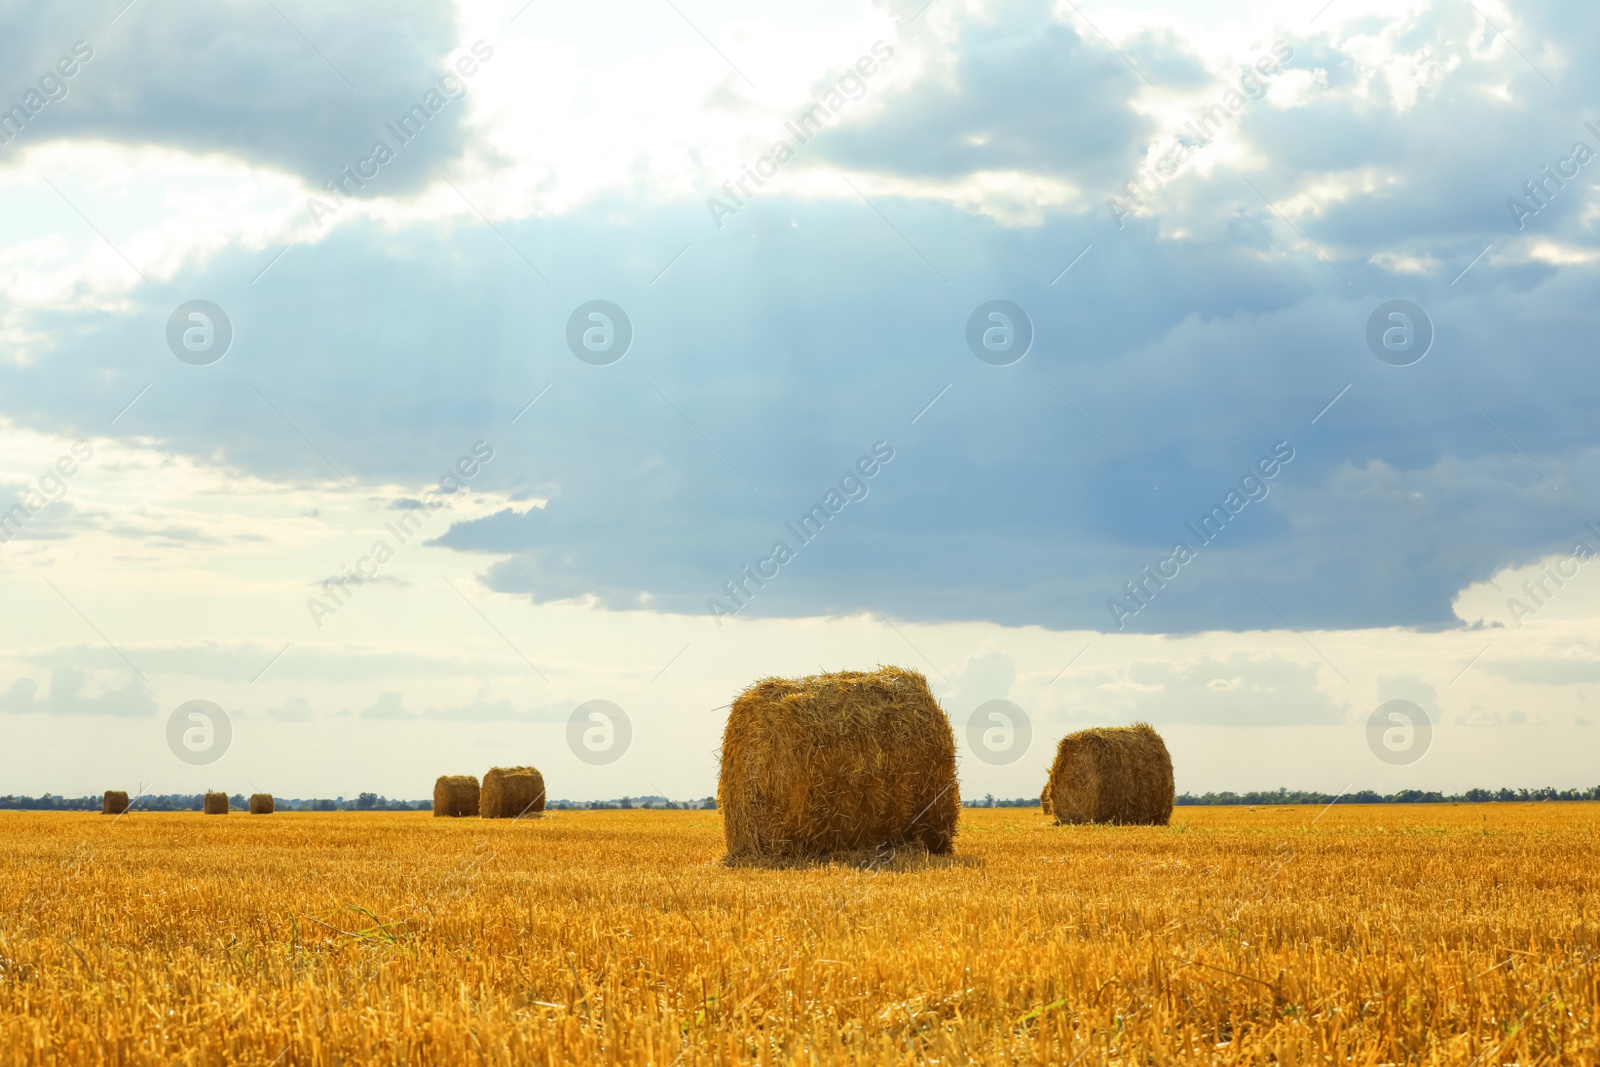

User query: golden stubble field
[0,804,1596,1065]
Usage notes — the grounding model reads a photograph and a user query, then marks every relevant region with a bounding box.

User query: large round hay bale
[1047,722,1174,825]
[1040,782,1053,816]
[249,793,274,814]
[433,775,480,817]
[718,666,960,860]
[480,766,546,818]
[203,792,229,815]
[102,790,129,815]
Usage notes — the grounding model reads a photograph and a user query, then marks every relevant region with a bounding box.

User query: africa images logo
[166,700,232,766]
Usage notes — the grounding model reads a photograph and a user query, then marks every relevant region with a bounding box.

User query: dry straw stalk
[480,766,546,819]
[1047,722,1174,825]
[433,776,480,818]
[718,666,959,861]
[2,805,1597,1061]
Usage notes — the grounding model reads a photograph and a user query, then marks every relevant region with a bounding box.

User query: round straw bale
[432,775,480,817]
[1040,782,1053,816]
[718,666,960,860]
[249,793,274,814]
[102,790,129,815]
[1047,722,1173,825]
[480,766,546,818]
[203,791,229,815]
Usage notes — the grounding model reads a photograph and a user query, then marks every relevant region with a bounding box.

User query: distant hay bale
[718,666,960,861]
[1040,782,1052,816]
[249,793,274,814]
[102,790,129,815]
[1047,723,1174,826]
[433,775,480,817]
[203,792,229,815]
[480,766,546,819]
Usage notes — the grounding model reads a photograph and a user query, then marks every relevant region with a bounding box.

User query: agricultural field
[1,803,1595,1065]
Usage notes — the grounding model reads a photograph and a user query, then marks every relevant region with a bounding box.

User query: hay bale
[1040,781,1053,816]
[718,666,960,860]
[1047,722,1174,825]
[203,792,229,815]
[249,793,274,814]
[480,766,546,819]
[102,790,129,815]
[433,775,480,817]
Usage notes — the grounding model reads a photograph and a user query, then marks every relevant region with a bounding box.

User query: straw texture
[480,767,546,819]
[1047,723,1174,826]
[433,776,480,818]
[718,667,959,860]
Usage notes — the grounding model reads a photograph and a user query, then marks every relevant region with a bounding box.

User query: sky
[1,0,1597,801]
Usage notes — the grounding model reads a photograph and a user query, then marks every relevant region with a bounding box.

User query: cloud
[1120,654,1345,726]
[357,688,566,722]
[812,0,1158,195]
[0,666,155,716]
[1455,702,1546,727]
[360,690,411,720]
[1376,674,1439,716]
[14,640,535,684]
[263,696,313,722]
[7,194,1600,636]
[3,0,1600,642]
[942,650,1019,714]
[1486,657,1600,685]
[1,0,478,195]
[315,573,412,592]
